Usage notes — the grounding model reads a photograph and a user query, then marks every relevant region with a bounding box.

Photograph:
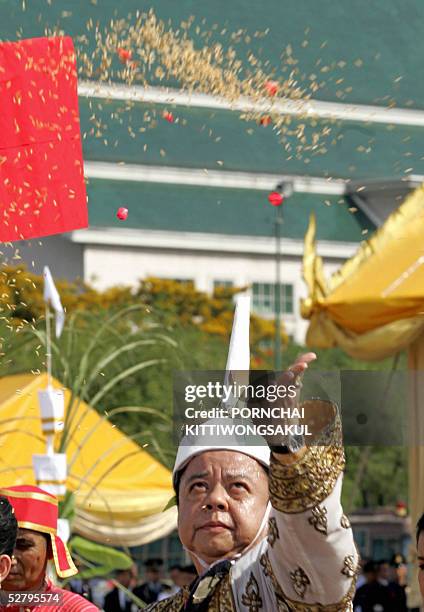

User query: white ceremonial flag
[43,266,65,337]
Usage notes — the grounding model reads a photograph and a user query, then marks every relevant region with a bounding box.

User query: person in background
[104,566,138,612]
[68,557,93,602]
[179,565,197,587]
[416,513,424,603]
[386,554,407,611]
[377,560,390,586]
[0,485,98,611]
[157,565,186,602]
[353,560,393,611]
[390,553,407,587]
[169,565,184,589]
[89,577,112,610]
[0,496,17,590]
[133,558,167,604]
[355,558,369,591]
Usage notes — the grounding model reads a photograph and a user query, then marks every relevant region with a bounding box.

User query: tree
[0,266,286,366]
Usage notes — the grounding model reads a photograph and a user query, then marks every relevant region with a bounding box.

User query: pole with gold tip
[32,267,69,542]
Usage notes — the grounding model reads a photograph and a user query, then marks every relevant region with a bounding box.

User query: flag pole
[38,267,66,476]
[45,301,52,389]
[45,301,54,456]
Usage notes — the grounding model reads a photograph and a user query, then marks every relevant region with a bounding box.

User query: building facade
[4,1,424,343]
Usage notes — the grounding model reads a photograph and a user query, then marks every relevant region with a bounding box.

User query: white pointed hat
[225,293,250,372]
[173,294,270,488]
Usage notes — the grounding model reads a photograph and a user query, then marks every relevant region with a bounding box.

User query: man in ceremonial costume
[0,485,97,611]
[148,295,358,611]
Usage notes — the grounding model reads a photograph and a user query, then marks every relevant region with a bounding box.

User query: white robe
[230,472,357,610]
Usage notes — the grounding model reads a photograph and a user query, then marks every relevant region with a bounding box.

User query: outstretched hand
[264,352,317,453]
[287,351,317,379]
[273,352,317,400]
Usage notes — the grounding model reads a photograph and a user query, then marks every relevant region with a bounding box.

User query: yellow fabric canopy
[301,184,424,607]
[0,373,177,546]
[302,185,424,360]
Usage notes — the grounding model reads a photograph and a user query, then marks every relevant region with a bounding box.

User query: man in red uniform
[0,485,98,611]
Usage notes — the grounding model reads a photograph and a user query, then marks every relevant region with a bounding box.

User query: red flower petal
[265,80,278,96]
[117,48,132,63]
[260,115,272,126]
[116,207,128,220]
[163,111,174,123]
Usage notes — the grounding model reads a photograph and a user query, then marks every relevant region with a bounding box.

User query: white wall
[82,238,352,345]
[2,234,84,281]
[4,226,354,345]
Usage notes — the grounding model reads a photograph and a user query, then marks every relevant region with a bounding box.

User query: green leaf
[76,564,116,580]
[88,359,166,407]
[69,536,132,570]
[163,495,177,511]
[84,339,161,390]
[69,555,147,609]
[59,491,75,521]
[75,305,144,391]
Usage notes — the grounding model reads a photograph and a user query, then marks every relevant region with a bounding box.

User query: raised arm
[265,417,358,609]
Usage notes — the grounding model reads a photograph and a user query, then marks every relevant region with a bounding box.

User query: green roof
[86,179,374,241]
[79,98,424,179]
[1,0,423,108]
[2,2,423,182]
[0,0,416,241]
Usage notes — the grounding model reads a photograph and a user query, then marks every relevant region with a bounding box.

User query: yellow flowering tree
[0,266,287,367]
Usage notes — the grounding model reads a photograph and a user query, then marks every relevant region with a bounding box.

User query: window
[352,528,368,558]
[371,537,403,563]
[252,283,294,315]
[131,531,186,570]
[213,280,233,289]
[173,278,194,287]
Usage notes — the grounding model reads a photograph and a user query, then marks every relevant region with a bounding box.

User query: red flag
[0,36,88,241]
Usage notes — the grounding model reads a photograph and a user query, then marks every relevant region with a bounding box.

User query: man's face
[365,567,378,584]
[169,568,183,587]
[178,450,269,568]
[418,532,424,598]
[117,569,133,589]
[3,528,48,592]
[378,562,390,582]
[395,563,407,584]
[146,568,160,583]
